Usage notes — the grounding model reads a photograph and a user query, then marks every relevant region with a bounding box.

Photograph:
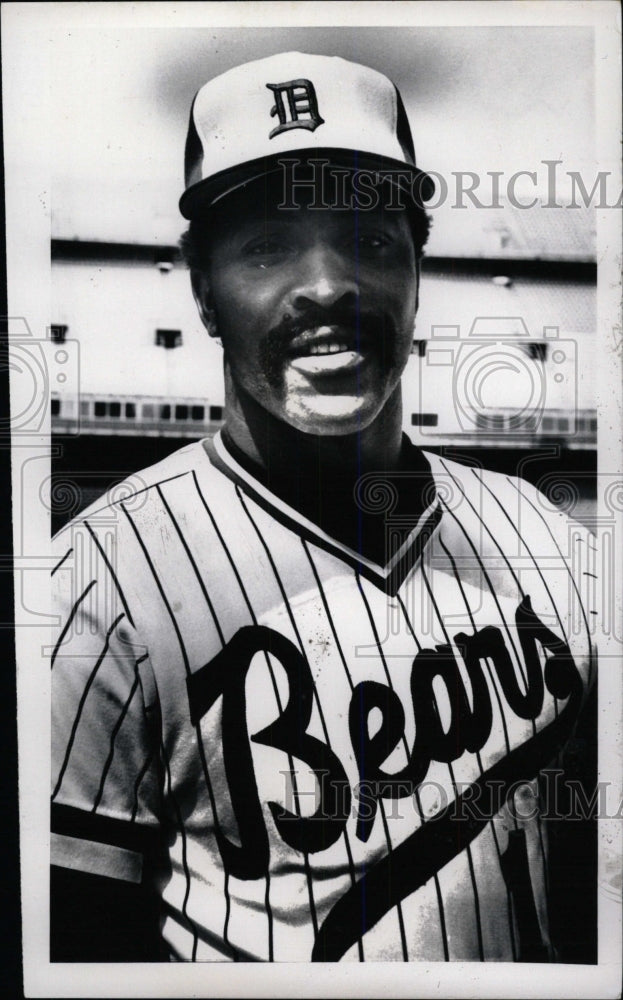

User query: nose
[288,243,359,312]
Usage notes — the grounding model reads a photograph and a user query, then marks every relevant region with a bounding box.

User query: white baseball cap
[180,51,435,218]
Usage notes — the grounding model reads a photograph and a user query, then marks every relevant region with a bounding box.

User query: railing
[51,393,224,438]
[408,407,596,449]
[51,392,596,448]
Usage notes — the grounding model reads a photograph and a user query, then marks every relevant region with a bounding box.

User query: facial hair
[255,303,399,394]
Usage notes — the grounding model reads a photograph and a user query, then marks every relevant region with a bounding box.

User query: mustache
[256,305,397,393]
[266,304,395,354]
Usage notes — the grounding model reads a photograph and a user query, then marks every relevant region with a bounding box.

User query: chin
[282,397,383,437]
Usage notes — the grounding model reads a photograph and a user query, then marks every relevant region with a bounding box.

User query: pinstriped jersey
[51,433,596,962]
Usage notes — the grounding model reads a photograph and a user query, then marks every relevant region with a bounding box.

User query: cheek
[384,275,417,334]
[213,276,282,345]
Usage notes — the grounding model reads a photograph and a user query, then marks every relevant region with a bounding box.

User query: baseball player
[50,52,596,963]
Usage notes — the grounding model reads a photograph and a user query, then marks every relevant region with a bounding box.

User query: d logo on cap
[266,79,325,139]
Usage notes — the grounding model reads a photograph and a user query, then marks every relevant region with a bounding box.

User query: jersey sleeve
[509,471,597,689]
[512,473,596,607]
[51,520,164,884]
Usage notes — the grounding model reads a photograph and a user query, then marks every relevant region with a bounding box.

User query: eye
[242,238,292,263]
[356,233,391,250]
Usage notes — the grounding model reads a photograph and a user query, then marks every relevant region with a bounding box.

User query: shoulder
[50,439,236,621]
[50,438,237,667]
[422,450,594,560]
[423,450,536,509]
[52,439,221,550]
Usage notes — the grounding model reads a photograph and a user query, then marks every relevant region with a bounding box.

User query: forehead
[207,170,413,242]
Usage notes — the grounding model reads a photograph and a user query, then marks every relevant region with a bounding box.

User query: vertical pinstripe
[296,537,367,959]
[51,547,73,576]
[507,478,594,685]
[91,652,148,812]
[159,725,200,958]
[120,499,211,961]
[51,578,97,669]
[85,520,136,628]
[438,462,533,698]
[436,536,516,759]
[193,465,321,958]
[435,534,519,959]
[436,494,534,735]
[194,468,315,959]
[411,556,484,961]
[435,470,551,904]
[52,612,125,800]
[474,471,571,650]
[355,571,421,961]
[236,485,364,951]
[156,480,264,960]
[156,484,225,646]
[395,590,452,958]
[302,537,371,962]
[130,745,157,823]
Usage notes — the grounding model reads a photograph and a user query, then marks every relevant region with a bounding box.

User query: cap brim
[179,147,435,219]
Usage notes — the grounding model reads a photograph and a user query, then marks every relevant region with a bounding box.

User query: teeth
[308,342,349,355]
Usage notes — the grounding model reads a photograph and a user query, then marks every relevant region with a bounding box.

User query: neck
[215,372,433,569]
[222,377,405,482]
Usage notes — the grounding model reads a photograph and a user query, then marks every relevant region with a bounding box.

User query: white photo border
[3,2,622,997]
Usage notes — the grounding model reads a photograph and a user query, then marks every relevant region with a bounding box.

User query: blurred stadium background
[49,25,597,533]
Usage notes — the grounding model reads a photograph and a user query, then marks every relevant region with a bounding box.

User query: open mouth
[287,325,370,374]
[304,341,350,356]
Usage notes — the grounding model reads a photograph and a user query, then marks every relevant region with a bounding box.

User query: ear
[191,269,218,338]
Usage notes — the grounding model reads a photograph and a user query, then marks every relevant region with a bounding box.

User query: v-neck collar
[202,430,442,595]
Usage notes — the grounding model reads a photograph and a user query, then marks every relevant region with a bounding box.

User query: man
[50,52,596,963]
